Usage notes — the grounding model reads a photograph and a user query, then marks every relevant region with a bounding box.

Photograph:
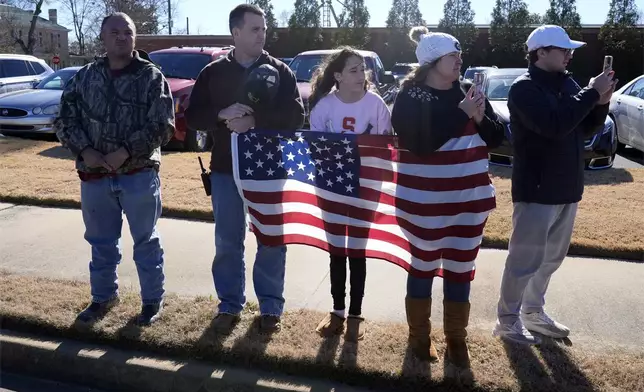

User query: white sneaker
[493,319,541,345]
[521,311,570,339]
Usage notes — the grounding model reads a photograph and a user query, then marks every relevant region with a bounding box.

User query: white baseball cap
[526,25,586,52]
[415,32,462,65]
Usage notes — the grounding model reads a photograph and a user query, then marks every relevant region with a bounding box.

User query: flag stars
[307,172,315,181]
[317,168,326,176]
[297,162,306,171]
[277,160,285,168]
[344,145,353,154]
[286,152,296,161]
[336,162,344,170]
[318,136,328,142]
[345,184,354,193]
[277,144,285,152]
[334,152,343,160]
[266,151,274,160]
[286,138,295,145]
[346,172,354,179]
[266,168,275,176]
[287,168,295,176]
[245,167,254,176]
[336,175,344,183]
[347,158,355,163]
[255,159,264,168]
[254,142,263,151]
[326,179,333,187]
[341,138,351,145]
[244,150,253,159]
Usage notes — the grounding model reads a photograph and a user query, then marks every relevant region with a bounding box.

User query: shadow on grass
[502,337,596,392]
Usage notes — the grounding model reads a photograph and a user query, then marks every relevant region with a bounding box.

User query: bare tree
[0,0,46,54]
[59,0,96,55]
[278,9,291,27]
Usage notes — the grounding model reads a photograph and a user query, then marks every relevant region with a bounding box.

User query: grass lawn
[1,271,643,392]
[0,137,643,261]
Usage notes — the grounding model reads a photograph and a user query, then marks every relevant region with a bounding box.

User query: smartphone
[473,72,485,95]
[603,55,613,72]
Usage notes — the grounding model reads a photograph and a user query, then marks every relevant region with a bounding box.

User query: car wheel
[184,128,211,152]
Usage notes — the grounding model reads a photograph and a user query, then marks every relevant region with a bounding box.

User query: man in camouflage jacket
[54,12,175,326]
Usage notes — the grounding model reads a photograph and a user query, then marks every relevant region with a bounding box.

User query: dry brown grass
[1,272,643,392]
[1,137,643,261]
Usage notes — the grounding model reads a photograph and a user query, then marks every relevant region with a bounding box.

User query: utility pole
[168,0,172,34]
[186,17,189,35]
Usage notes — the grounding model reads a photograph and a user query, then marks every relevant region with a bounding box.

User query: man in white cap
[493,25,616,344]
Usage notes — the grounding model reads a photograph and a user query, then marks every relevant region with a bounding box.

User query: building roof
[0,4,70,32]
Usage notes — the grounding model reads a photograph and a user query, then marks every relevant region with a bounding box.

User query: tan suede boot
[443,300,474,384]
[405,297,439,362]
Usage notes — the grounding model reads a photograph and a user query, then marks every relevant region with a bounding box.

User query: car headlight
[42,104,60,115]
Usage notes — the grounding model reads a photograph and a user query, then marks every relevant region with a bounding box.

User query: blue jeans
[210,172,287,316]
[80,168,165,305]
[407,275,471,302]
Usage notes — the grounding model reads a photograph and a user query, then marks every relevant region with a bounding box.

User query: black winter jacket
[508,65,609,205]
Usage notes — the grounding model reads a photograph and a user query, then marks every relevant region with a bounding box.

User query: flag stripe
[359,145,490,166]
[360,166,493,192]
[250,230,477,282]
[248,206,485,255]
[247,202,488,241]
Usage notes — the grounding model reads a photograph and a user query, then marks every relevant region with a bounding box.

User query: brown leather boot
[405,297,439,362]
[443,300,473,383]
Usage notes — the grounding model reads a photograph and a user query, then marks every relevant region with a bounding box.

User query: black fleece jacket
[185,50,305,173]
[507,65,609,205]
[390,81,505,156]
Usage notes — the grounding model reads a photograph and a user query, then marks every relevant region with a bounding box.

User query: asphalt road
[0,373,110,392]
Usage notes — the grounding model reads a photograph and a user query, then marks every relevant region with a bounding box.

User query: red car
[149,46,232,151]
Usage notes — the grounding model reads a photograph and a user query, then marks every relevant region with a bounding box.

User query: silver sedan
[0,66,81,138]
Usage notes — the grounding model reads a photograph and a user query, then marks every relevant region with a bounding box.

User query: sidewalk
[1,202,642,350]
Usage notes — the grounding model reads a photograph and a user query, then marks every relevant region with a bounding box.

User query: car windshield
[148,52,213,80]
[391,65,412,75]
[35,69,78,90]
[288,54,325,82]
[485,74,523,100]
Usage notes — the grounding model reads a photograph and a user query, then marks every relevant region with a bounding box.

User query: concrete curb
[0,329,371,392]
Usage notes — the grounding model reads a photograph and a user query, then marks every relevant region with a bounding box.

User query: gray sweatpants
[497,202,578,325]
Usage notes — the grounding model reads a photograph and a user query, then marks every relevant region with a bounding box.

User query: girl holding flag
[307,46,392,343]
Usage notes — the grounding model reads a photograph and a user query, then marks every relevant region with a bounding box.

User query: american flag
[231,124,496,281]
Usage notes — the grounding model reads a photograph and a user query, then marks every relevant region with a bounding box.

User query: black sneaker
[137,299,164,326]
[76,297,119,323]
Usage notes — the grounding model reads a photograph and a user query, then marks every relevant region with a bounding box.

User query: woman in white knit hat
[391,27,505,382]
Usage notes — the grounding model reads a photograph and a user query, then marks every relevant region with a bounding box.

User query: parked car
[483,68,617,170]
[277,57,293,66]
[462,65,497,83]
[288,49,395,125]
[149,46,232,152]
[0,54,54,95]
[609,74,644,153]
[390,62,419,84]
[0,66,81,138]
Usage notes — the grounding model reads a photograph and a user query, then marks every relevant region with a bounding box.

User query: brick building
[0,5,70,66]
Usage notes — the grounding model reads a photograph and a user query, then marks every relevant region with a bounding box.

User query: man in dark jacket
[55,13,175,326]
[493,25,616,345]
[185,4,304,335]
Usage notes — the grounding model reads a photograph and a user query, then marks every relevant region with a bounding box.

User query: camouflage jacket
[54,51,175,174]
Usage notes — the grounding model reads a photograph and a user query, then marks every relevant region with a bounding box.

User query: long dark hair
[308,47,371,111]
[401,26,436,89]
